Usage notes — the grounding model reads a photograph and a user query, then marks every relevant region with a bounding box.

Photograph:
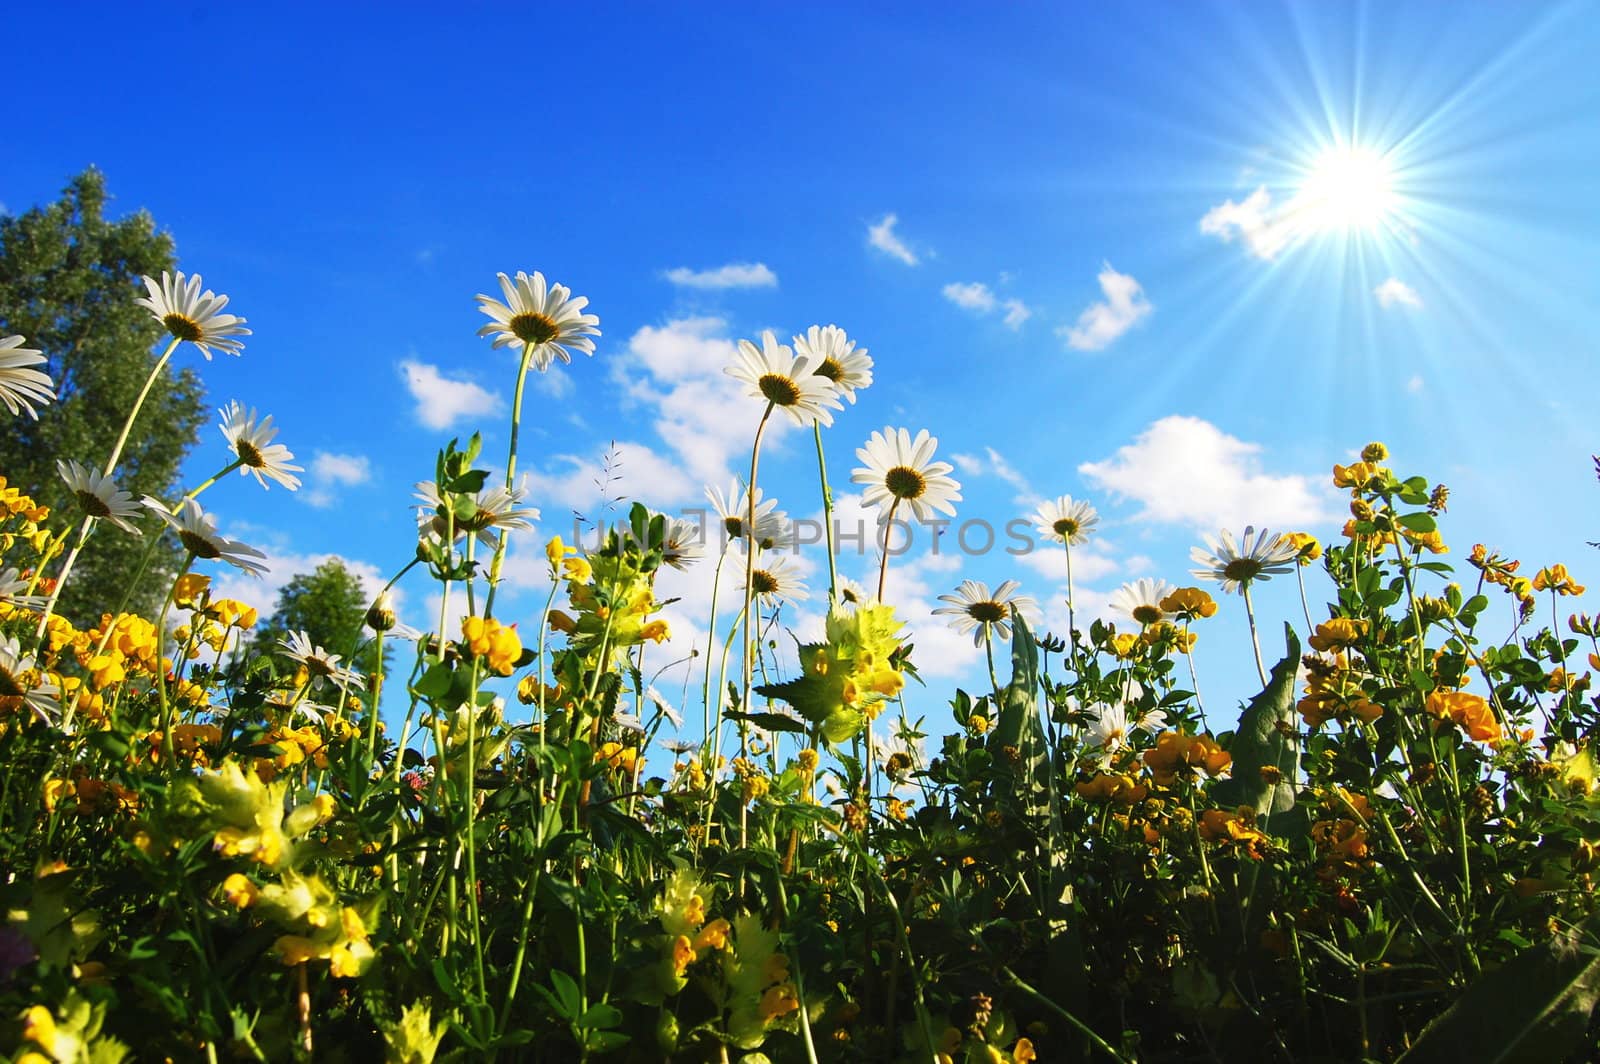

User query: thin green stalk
[875,498,902,602]
[813,421,839,606]
[105,336,182,476]
[1241,580,1268,687]
[1002,967,1127,1063]
[484,341,536,619]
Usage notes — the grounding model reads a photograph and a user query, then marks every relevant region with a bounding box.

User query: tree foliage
[250,558,388,696]
[0,168,206,622]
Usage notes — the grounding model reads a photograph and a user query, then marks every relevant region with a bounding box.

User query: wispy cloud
[1374,277,1423,309]
[303,451,371,509]
[1198,185,1293,261]
[867,213,919,266]
[1059,263,1151,351]
[1002,299,1032,330]
[1079,415,1333,531]
[663,262,778,289]
[950,446,1038,506]
[942,281,997,312]
[399,359,503,431]
[943,282,1031,331]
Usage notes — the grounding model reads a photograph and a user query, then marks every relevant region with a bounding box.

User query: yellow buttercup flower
[1160,586,1218,619]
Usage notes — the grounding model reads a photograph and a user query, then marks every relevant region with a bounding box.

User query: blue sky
[8,2,1599,728]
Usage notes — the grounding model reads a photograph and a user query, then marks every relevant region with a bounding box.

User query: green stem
[813,421,839,606]
[484,341,536,619]
[1242,580,1268,687]
[105,336,181,476]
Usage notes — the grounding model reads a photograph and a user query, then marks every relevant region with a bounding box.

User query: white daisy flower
[851,427,962,525]
[0,633,60,725]
[1034,495,1099,546]
[135,272,250,359]
[836,577,871,608]
[149,498,269,576]
[743,553,810,606]
[414,480,539,549]
[1085,702,1130,765]
[57,459,144,536]
[0,567,49,611]
[0,335,55,419]
[660,516,705,571]
[1190,526,1300,594]
[218,401,303,491]
[279,631,366,691]
[933,579,1039,648]
[725,330,843,426]
[475,270,600,372]
[662,738,701,756]
[645,685,684,729]
[793,324,873,404]
[1108,578,1175,628]
[705,481,789,551]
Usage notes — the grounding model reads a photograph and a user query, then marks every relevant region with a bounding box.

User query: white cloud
[399,359,502,431]
[1374,277,1423,310]
[609,317,803,494]
[210,541,404,633]
[951,446,1037,507]
[1059,263,1152,352]
[943,284,1031,331]
[1199,185,1293,261]
[867,213,919,266]
[303,451,372,509]
[1002,299,1032,330]
[1407,374,1424,394]
[523,440,699,519]
[664,262,778,289]
[943,281,997,313]
[1078,415,1334,531]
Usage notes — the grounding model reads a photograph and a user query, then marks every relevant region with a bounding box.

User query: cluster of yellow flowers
[1423,689,1502,744]
[460,614,522,676]
[1299,651,1384,729]
[547,536,670,654]
[222,867,374,978]
[0,475,51,557]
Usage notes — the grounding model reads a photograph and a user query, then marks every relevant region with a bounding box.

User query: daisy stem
[1295,563,1316,637]
[1242,581,1269,688]
[156,553,196,770]
[738,403,775,849]
[1182,622,1209,731]
[813,422,839,606]
[483,341,536,620]
[984,625,1003,702]
[366,631,384,769]
[104,336,181,477]
[33,518,93,643]
[701,550,727,752]
[1064,541,1077,648]
[875,499,902,602]
[185,458,246,501]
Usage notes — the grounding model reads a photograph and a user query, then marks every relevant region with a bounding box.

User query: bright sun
[1298,147,1396,231]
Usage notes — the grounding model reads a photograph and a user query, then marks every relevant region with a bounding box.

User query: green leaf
[577,1003,622,1029]
[414,662,453,699]
[990,613,1040,766]
[723,710,809,735]
[1396,512,1437,533]
[548,969,582,1019]
[1211,624,1303,836]
[1402,913,1600,1064]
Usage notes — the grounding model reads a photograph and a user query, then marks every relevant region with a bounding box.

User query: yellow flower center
[0,663,25,697]
[758,374,802,406]
[723,516,745,539]
[815,357,844,382]
[884,466,926,500]
[163,312,204,341]
[1132,603,1163,625]
[508,311,560,346]
[752,570,780,595]
[966,601,1007,624]
[1053,517,1079,537]
[236,439,265,467]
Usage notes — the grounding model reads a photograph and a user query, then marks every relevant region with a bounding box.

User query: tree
[0,168,206,623]
[250,559,390,702]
